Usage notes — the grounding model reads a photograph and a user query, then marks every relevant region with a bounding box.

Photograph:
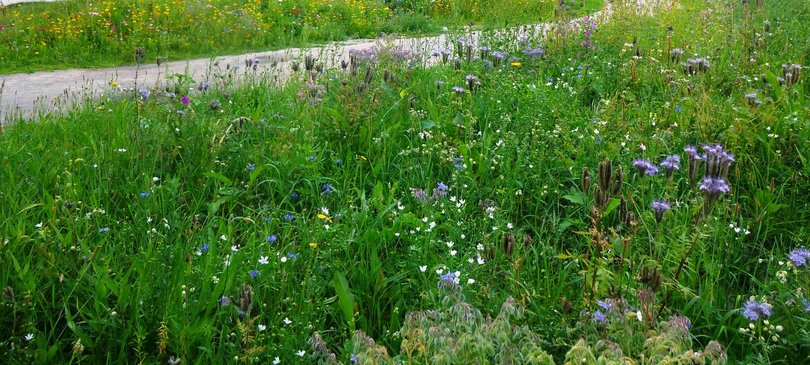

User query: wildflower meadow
[1,0,809,363]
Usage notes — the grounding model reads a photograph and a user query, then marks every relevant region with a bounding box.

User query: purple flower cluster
[633,159,659,176]
[741,299,772,321]
[789,247,810,267]
[438,271,459,290]
[651,200,671,222]
[660,154,681,175]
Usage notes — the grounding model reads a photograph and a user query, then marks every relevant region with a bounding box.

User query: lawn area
[1,0,809,363]
[0,0,602,74]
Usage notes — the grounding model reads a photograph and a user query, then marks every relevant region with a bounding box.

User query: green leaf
[203,171,233,186]
[332,272,356,332]
[563,193,585,205]
[603,198,621,216]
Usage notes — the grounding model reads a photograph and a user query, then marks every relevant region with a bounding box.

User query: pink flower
[0,25,5,31]
[180,95,190,105]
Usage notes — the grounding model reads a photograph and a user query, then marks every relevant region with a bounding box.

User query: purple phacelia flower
[219,295,231,307]
[699,177,731,195]
[593,310,607,323]
[452,86,465,95]
[741,299,772,321]
[660,155,681,174]
[651,200,671,222]
[633,159,658,176]
[789,247,810,267]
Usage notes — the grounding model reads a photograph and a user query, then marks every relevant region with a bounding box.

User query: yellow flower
[317,213,333,223]
[510,62,522,67]
[309,242,318,249]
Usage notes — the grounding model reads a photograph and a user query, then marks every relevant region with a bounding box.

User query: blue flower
[283,213,296,221]
[291,192,300,199]
[219,296,231,307]
[593,310,607,323]
[322,184,333,194]
[350,354,360,363]
[336,159,343,165]
[308,156,316,162]
[139,192,150,198]
[437,182,448,192]
[267,235,278,243]
[789,247,810,267]
[250,270,259,279]
[247,163,255,171]
[99,227,110,233]
[675,106,682,112]
[201,243,210,251]
[741,299,772,321]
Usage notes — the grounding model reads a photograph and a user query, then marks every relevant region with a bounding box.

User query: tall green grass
[0,0,808,363]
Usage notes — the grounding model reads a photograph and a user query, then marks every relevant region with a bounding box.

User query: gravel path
[0,0,663,123]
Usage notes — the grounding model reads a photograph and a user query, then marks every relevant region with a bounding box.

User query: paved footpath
[0,0,661,123]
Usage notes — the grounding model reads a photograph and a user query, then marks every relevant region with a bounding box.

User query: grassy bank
[0,0,809,363]
[0,0,602,74]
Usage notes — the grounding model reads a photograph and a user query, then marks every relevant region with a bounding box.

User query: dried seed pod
[640,266,663,292]
[523,233,533,248]
[581,167,591,193]
[503,232,515,259]
[597,159,612,192]
[611,167,623,196]
[238,285,254,314]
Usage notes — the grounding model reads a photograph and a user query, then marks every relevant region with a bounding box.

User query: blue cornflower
[283,213,296,221]
[99,227,110,233]
[139,192,150,198]
[336,159,343,165]
[675,106,682,112]
[291,192,300,199]
[287,253,298,259]
[308,156,316,162]
[219,296,231,307]
[267,235,278,243]
[247,163,255,171]
[322,184,333,194]
[201,243,210,251]
[437,182,448,192]
[250,270,259,279]
[350,354,360,363]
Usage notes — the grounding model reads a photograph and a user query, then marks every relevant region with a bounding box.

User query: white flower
[321,207,329,215]
[446,241,454,248]
[212,275,219,284]
[283,317,292,325]
[280,256,288,263]
[259,256,269,265]
[476,243,484,251]
[450,250,457,256]
[436,268,444,275]
[152,176,160,182]
[258,324,267,332]
[220,234,227,241]
[419,265,427,272]
[467,278,476,285]
[273,357,281,364]
[507,223,513,229]
[35,222,43,229]
[24,333,34,341]
[296,350,306,357]
[636,311,643,322]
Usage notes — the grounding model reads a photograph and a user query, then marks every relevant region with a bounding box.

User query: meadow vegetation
[0,0,601,73]
[1,0,809,363]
